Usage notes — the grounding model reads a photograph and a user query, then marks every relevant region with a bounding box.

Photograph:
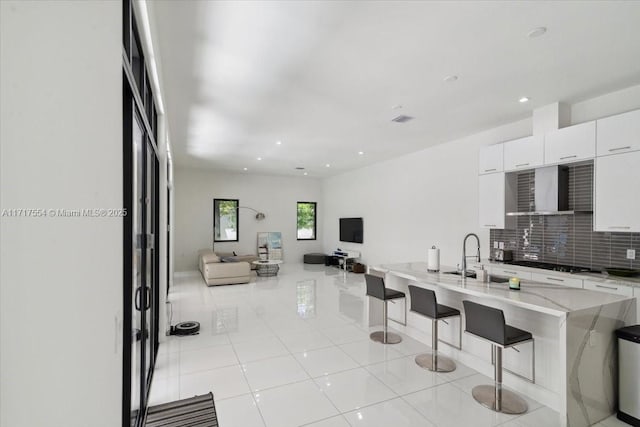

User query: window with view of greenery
[297,202,317,240]
[214,199,239,242]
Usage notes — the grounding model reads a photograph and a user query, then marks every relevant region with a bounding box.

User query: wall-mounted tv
[339,217,363,243]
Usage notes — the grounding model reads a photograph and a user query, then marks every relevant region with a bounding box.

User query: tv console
[332,249,361,273]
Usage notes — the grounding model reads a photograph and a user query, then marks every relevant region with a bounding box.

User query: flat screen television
[339,217,363,243]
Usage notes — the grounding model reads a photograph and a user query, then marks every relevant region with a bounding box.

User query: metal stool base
[471,385,528,415]
[370,331,402,344]
[415,352,456,372]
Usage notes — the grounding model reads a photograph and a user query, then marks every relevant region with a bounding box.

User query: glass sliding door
[130,111,145,427]
[123,2,161,425]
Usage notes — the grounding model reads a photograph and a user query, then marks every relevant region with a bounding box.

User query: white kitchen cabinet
[478,172,505,229]
[595,151,640,232]
[596,109,640,156]
[504,135,544,171]
[479,143,504,174]
[544,121,596,165]
[583,280,634,297]
[531,272,583,289]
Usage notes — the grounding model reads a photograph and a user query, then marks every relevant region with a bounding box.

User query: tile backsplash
[489,163,639,270]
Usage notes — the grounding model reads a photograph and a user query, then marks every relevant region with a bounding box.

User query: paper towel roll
[427,246,440,272]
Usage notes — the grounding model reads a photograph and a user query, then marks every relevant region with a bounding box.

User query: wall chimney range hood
[506,165,592,216]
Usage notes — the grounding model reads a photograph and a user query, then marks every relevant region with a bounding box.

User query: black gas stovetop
[503,260,597,274]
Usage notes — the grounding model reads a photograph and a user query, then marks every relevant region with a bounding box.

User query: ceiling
[150,1,640,178]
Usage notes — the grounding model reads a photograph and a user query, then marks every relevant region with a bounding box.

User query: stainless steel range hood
[506,165,592,216]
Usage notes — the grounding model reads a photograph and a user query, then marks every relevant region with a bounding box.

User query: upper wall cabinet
[596,109,640,156]
[479,144,504,174]
[504,135,544,171]
[594,150,640,232]
[478,172,505,229]
[544,121,596,165]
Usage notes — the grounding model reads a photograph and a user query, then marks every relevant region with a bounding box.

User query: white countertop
[487,260,640,288]
[375,262,634,317]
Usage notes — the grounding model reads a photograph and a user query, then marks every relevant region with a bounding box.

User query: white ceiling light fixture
[276,140,282,145]
[303,172,308,176]
[443,75,458,83]
[528,27,547,38]
[325,163,331,167]
[519,97,530,103]
[358,151,364,155]
[243,167,248,171]
[257,156,262,160]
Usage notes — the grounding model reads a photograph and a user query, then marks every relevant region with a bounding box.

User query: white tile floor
[150,263,630,427]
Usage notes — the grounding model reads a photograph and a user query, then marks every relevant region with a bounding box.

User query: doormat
[145,393,218,427]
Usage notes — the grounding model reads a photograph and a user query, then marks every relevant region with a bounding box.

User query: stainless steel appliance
[616,325,640,426]
[493,249,513,262]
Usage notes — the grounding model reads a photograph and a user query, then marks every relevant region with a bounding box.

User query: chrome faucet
[461,233,481,278]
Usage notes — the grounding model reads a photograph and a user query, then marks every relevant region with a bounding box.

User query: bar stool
[462,300,535,415]
[365,274,405,344]
[408,285,461,372]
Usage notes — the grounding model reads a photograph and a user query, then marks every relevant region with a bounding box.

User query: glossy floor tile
[365,355,446,395]
[301,415,351,427]
[293,346,360,378]
[254,380,339,427]
[242,354,309,391]
[314,367,396,412]
[343,397,435,427]
[403,382,516,426]
[179,364,250,400]
[215,394,266,427]
[149,264,586,427]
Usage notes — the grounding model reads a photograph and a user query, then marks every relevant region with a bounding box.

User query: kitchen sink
[443,271,510,284]
[444,271,477,278]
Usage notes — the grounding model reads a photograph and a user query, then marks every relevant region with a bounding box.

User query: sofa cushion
[204,261,250,279]
[201,253,220,264]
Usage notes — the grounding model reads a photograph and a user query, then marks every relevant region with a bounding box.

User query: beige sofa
[216,252,260,270]
[198,249,251,286]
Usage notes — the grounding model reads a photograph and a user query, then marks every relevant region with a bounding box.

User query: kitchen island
[371,262,637,427]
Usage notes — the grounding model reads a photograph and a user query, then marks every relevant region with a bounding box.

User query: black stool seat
[506,326,532,346]
[384,288,406,300]
[436,304,460,319]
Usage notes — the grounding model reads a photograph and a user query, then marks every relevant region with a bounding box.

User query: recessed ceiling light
[303,172,308,176]
[243,167,248,171]
[325,163,330,168]
[358,151,364,155]
[528,27,547,38]
[519,97,530,103]
[257,157,262,160]
[276,141,282,145]
[443,75,458,83]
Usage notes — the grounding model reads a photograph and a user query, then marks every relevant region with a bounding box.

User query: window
[297,202,317,240]
[214,199,239,242]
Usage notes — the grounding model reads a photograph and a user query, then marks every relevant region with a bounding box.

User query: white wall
[174,168,324,271]
[322,85,640,268]
[0,2,122,427]
[322,119,531,268]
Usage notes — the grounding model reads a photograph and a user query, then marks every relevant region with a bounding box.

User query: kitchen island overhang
[370,262,636,427]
